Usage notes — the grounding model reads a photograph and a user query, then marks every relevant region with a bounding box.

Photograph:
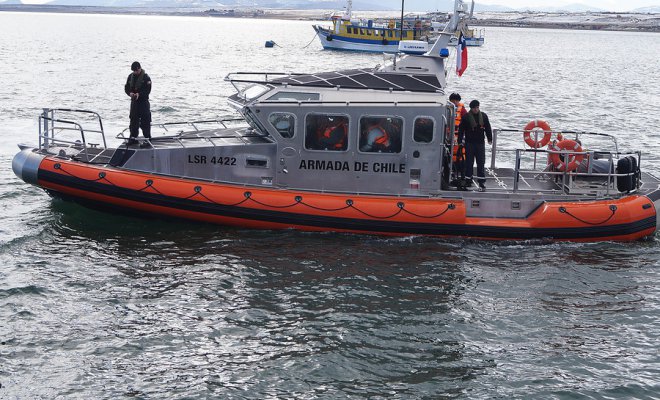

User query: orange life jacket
[321,124,346,149]
[452,102,466,162]
[454,102,465,132]
[373,128,390,147]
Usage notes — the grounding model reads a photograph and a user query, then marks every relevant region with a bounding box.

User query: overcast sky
[490,0,659,10]
[18,0,660,11]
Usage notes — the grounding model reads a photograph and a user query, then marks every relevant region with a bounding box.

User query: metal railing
[115,117,264,148]
[115,117,245,139]
[489,128,639,195]
[39,108,106,161]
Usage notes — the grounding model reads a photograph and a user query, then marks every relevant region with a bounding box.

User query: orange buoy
[549,139,585,172]
[523,120,552,148]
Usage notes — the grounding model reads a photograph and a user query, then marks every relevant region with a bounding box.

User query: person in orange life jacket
[449,92,468,170]
[458,99,492,191]
[124,61,152,146]
[449,93,468,131]
[361,125,390,152]
[318,123,346,150]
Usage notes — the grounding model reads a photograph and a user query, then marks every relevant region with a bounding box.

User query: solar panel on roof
[272,69,443,92]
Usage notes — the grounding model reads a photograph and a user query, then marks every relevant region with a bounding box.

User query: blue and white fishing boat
[464,27,485,46]
[313,0,434,53]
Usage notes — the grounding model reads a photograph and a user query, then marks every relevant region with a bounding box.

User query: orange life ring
[548,139,584,172]
[523,120,552,148]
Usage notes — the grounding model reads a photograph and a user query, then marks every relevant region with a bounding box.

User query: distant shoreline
[1,4,658,33]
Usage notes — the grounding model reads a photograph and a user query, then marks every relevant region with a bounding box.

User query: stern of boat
[647,187,660,235]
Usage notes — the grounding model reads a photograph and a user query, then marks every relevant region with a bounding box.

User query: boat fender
[616,155,639,193]
[549,139,584,172]
[327,34,333,41]
[382,38,388,45]
[523,119,552,148]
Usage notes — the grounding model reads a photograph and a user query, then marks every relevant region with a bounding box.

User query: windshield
[242,107,269,136]
[240,84,269,100]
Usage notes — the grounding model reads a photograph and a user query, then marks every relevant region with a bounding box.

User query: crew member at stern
[124,61,152,146]
[459,99,492,192]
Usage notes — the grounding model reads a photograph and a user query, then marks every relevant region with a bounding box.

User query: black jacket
[458,111,493,144]
[124,72,151,103]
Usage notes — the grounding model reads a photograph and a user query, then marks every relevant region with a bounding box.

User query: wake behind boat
[12,0,660,242]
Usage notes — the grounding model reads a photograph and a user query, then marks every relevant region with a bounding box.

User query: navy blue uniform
[124,71,152,140]
[458,111,492,187]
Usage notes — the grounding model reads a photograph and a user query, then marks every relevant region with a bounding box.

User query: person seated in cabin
[359,117,402,153]
[361,126,391,152]
[305,115,348,151]
[318,123,347,150]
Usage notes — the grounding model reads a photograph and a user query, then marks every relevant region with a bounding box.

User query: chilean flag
[456,32,468,77]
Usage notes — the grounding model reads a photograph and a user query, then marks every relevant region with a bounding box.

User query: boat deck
[49,127,272,164]
[55,147,645,199]
[38,126,660,199]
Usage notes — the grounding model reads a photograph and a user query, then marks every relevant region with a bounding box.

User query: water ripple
[1,15,659,399]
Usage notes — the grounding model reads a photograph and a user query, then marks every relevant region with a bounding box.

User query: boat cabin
[110,69,452,196]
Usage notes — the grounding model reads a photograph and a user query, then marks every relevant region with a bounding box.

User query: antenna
[399,0,405,48]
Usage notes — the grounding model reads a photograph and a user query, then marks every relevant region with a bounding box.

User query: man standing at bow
[124,61,152,146]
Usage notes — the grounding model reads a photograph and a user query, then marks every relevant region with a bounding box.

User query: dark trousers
[464,140,486,185]
[129,100,151,139]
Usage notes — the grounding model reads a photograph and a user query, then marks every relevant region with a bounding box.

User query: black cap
[469,100,480,108]
[131,61,141,71]
[449,93,461,101]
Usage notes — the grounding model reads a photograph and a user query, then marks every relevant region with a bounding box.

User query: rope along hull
[35,158,657,242]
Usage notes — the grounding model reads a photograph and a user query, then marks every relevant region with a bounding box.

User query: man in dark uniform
[124,61,152,146]
[458,99,492,191]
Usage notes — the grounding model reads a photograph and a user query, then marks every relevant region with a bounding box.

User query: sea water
[0,12,659,398]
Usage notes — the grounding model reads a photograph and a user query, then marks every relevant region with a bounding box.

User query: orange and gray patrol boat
[12,0,660,242]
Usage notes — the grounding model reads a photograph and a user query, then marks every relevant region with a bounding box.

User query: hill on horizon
[1,0,657,13]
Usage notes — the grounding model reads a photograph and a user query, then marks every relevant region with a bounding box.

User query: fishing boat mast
[380,0,474,89]
[343,0,352,20]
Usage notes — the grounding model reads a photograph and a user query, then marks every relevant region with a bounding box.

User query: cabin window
[413,117,434,143]
[360,29,365,35]
[305,114,349,151]
[388,31,393,38]
[359,116,403,153]
[366,30,371,36]
[269,112,296,139]
[241,84,268,100]
[267,92,320,101]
